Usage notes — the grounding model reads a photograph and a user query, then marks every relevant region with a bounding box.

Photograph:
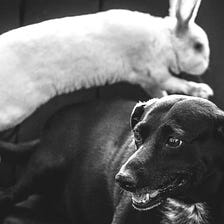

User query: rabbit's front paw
[187,82,214,99]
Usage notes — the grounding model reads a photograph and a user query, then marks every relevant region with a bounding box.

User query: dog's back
[40,99,137,223]
[1,97,224,224]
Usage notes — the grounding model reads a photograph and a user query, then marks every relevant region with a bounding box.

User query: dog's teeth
[141,193,149,203]
[132,193,150,204]
[145,193,150,202]
[149,190,159,198]
[132,189,161,205]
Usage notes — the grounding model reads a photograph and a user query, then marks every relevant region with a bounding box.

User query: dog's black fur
[0,95,224,224]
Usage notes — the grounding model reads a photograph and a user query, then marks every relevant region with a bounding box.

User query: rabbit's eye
[194,42,203,52]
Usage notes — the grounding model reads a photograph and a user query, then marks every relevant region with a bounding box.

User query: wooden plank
[0,0,20,33]
[23,0,99,25]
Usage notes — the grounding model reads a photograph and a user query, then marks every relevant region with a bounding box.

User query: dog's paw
[186,82,214,99]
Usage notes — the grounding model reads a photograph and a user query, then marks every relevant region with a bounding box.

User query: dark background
[0,0,223,141]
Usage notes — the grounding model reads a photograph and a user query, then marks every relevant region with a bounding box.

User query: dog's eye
[166,137,183,149]
[134,130,142,145]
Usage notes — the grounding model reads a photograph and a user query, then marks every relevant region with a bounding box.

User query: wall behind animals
[0,0,223,141]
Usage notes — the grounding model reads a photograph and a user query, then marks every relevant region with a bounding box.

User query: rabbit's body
[0,1,212,131]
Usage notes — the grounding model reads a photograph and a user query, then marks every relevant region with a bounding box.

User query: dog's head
[116,95,224,212]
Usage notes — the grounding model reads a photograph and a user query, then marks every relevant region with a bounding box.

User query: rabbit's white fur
[0,0,212,131]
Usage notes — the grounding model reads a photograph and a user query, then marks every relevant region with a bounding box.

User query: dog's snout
[115,170,137,191]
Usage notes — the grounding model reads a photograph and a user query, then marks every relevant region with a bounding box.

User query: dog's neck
[161,198,209,224]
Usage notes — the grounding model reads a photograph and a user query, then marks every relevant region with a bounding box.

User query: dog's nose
[115,170,137,191]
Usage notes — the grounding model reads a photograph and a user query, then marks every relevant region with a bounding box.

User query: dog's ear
[213,109,224,170]
[130,99,157,129]
[215,109,224,139]
[130,102,146,129]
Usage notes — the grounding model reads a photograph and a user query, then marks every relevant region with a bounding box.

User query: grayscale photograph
[0,0,223,223]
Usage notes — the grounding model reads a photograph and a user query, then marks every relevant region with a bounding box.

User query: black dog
[0,95,224,224]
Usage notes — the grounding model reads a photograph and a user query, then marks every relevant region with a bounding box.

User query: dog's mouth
[131,174,191,211]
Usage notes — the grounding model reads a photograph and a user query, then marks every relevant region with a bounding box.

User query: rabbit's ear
[189,0,202,22]
[170,0,202,29]
[169,0,179,18]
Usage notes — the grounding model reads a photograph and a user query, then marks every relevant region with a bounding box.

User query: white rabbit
[0,0,212,131]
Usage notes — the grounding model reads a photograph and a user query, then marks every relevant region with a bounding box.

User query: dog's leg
[0,146,66,217]
[0,139,40,164]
